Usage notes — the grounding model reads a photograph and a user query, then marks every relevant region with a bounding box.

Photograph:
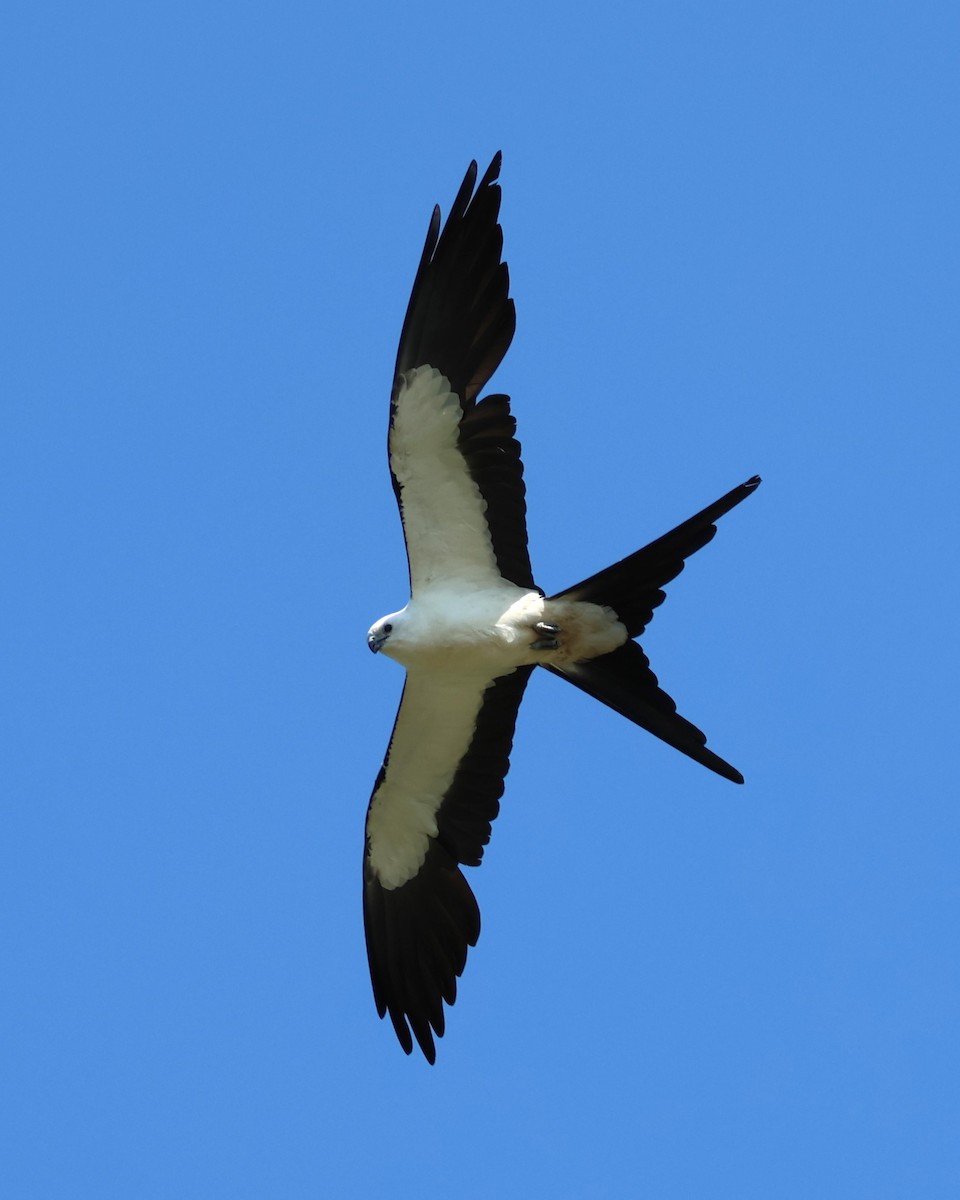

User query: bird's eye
[383,623,393,634]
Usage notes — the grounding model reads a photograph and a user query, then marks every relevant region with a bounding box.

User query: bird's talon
[531,621,561,650]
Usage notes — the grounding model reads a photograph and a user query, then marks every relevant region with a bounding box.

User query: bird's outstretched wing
[387,155,534,593]
[363,666,533,1063]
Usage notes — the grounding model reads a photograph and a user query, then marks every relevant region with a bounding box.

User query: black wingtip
[481,150,504,185]
[392,151,515,401]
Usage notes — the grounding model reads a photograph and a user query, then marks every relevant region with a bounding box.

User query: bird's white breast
[383,584,546,673]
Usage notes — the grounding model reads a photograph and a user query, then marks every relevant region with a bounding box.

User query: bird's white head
[367,610,406,657]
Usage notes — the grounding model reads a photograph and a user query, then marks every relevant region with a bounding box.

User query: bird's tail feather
[545,643,744,783]
[549,476,760,640]
[544,475,761,783]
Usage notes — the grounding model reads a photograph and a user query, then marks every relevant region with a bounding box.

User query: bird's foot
[531,622,561,651]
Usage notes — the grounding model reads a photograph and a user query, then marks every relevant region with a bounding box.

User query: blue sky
[3,2,959,1196]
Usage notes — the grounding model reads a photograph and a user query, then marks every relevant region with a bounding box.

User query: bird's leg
[531,621,561,650]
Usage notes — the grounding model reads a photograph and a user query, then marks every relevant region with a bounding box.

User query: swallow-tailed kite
[363,154,760,1062]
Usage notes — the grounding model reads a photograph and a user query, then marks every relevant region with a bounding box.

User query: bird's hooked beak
[368,631,386,654]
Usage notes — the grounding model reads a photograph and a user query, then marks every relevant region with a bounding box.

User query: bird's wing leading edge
[388,155,534,593]
[363,665,533,1062]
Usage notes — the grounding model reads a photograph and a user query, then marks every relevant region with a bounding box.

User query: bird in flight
[363,153,760,1063]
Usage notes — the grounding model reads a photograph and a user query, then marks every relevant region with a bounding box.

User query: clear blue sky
[4,2,958,1197]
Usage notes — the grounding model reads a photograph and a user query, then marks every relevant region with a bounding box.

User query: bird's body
[373,587,626,674]
[362,154,760,1062]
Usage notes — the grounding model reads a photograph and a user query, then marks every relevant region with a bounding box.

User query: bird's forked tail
[544,476,761,783]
